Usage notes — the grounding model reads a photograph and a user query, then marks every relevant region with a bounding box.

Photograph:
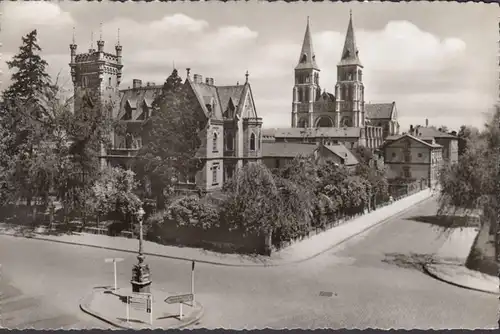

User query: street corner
[424,262,499,296]
[79,287,204,330]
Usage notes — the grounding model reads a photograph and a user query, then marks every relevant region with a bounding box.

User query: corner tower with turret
[335,11,365,128]
[69,28,123,118]
[292,17,321,128]
[69,27,123,168]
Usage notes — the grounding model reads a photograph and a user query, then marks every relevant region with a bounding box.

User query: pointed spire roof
[339,10,362,66]
[296,17,320,71]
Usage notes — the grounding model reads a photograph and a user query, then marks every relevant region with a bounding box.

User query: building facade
[261,141,358,170]
[383,134,443,188]
[69,38,262,192]
[287,14,399,150]
[409,126,458,164]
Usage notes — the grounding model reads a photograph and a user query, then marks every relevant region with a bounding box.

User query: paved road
[0,198,497,329]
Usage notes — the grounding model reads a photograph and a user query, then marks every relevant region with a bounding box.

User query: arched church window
[358,70,363,81]
[225,131,234,151]
[348,72,353,81]
[212,132,218,152]
[108,77,112,87]
[250,133,256,151]
[305,88,310,102]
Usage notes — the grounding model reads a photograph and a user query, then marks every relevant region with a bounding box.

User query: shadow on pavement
[382,252,437,272]
[406,215,480,229]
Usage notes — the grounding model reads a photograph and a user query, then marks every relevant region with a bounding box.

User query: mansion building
[69,37,262,192]
[266,14,400,150]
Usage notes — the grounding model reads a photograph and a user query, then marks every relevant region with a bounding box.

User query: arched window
[298,88,303,102]
[225,131,234,151]
[108,77,112,87]
[341,86,347,101]
[305,88,310,102]
[250,133,256,151]
[298,118,308,128]
[316,117,334,128]
[212,132,218,152]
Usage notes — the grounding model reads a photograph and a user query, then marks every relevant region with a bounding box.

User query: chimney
[193,74,203,84]
[133,79,142,89]
[425,118,429,127]
[205,77,214,85]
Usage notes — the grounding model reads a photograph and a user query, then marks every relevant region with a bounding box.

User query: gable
[241,87,257,118]
[385,134,438,150]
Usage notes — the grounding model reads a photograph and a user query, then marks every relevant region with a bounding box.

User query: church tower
[292,17,321,128]
[69,27,123,118]
[335,12,365,128]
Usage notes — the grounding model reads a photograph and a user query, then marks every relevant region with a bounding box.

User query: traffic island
[424,262,499,295]
[80,287,204,329]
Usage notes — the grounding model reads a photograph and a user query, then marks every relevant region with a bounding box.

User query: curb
[423,263,499,296]
[0,192,435,268]
[79,289,204,329]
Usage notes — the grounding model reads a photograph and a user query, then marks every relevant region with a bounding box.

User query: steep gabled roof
[414,126,457,139]
[186,78,223,120]
[262,142,317,158]
[365,102,395,120]
[295,17,320,71]
[117,86,162,120]
[217,85,245,114]
[323,144,359,166]
[269,127,362,138]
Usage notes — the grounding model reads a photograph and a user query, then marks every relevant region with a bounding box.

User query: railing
[106,148,139,157]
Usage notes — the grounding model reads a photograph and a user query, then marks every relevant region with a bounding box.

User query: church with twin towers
[285,12,400,150]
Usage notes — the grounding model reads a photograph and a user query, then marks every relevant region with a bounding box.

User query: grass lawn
[465,220,498,277]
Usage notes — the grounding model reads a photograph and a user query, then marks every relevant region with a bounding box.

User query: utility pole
[496,16,500,329]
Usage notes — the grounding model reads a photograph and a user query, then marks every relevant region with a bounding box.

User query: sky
[1,1,498,132]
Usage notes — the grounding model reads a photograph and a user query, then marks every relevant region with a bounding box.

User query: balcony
[105,148,139,158]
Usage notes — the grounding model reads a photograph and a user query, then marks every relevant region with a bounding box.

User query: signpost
[164,294,194,320]
[104,257,124,291]
[191,260,196,306]
[126,293,153,326]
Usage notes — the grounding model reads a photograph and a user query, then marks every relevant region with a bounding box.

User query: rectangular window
[275,159,280,169]
[403,166,411,178]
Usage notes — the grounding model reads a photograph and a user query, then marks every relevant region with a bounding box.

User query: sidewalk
[0,189,433,267]
[80,287,203,329]
[423,227,499,295]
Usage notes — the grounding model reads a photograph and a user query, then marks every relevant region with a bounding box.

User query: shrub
[167,195,220,230]
[220,162,281,236]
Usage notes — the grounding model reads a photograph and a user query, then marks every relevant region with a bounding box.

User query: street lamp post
[131,206,152,293]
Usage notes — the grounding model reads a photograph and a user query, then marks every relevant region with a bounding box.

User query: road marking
[319,291,334,297]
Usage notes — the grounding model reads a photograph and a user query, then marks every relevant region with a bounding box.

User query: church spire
[295,16,319,70]
[339,10,362,66]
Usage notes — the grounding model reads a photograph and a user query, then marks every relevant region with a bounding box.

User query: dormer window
[301,54,307,63]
